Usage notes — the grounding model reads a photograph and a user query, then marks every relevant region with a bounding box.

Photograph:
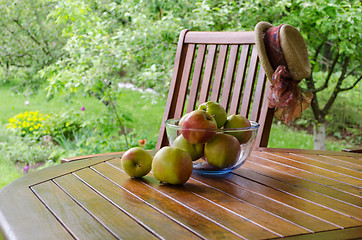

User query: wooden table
[0,148,361,239]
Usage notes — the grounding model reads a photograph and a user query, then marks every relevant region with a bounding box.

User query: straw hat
[254,21,311,82]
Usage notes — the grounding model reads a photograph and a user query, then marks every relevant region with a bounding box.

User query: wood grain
[32,181,116,239]
[54,173,160,240]
[1,149,361,240]
[93,160,243,239]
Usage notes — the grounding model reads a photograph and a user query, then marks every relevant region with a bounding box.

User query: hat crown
[254,21,311,82]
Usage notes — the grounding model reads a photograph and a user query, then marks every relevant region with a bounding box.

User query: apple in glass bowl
[165,118,260,175]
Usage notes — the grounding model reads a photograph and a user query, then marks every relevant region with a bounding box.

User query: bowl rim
[165,118,260,132]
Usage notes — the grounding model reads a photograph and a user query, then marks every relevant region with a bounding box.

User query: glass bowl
[165,118,260,175]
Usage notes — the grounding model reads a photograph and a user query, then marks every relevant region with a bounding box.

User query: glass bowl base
[192,162,240,175]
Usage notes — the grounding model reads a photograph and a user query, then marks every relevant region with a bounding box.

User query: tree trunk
[313,122,326,150]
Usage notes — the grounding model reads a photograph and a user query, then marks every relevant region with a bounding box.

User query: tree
[0,0,66,94]
[283,0,361,149]
[2,0,360,149]
[234,0,361,149]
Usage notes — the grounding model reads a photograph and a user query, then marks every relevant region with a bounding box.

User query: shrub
[6,111,50,139]
[0,126,61,165]
[44,110,88,140]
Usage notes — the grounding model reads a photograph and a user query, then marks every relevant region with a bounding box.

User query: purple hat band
[263,25,288,72]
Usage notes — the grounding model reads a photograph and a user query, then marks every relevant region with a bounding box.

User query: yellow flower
[29,127,34,131]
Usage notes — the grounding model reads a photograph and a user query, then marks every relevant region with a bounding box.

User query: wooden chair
[62,29,275,163]
[156,29,275,150]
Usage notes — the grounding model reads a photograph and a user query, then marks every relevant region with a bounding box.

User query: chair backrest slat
[240,47,259,117]
[250,67,267,122]
[186,44,206,113]
[156,30,274,149]
[198,45,217,104]
[210,45,228,102]
[229,45,251,115]
[174,44,196,118]
[220,44,239,110]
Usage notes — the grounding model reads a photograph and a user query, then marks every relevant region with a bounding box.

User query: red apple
[178,112,189,126]
[204,134,241,169]
[152,146,193,185]
[224,114,252,144]
[180,110,217,144]
[121,147,153,178]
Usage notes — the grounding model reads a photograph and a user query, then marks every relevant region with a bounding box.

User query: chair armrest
[342,148,362,153]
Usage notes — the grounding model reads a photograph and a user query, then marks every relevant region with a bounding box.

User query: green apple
[198,101,227,128]
[224,114,252,144]
[172,135,204,161]
[204,134,241,169]
[152,146,193,185]
[121,147,153,178]
[180,109,217,144]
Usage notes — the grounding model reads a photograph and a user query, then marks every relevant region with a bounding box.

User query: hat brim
[254,21,275,82]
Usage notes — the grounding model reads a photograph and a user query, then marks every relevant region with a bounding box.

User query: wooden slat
[0,186,72,240]
[73,166,203,239]
[186,44,206,112]
[174,43,196,118]
[53,173,160,240]
[254,82,274,147]
[191,174,338,232]
[142,176,281,239]
[283,226,362,240]
[210,45,228,102]
[32,181,116,240]
[256,152,362,189]
[235,164,362,221]
[280,152,362,179]
[247,154,362,207]
[248,153,362,198]
[93,161,243,239]
[184,31,255,44]
[106,160,281,239]
[299,153,362,168]
[250,66,267,121]
[198,44,217,104]
[240,46,259,118]
[220,44,239,110]
[157,29,189,149]
[229,45,251,115]
[221,173,361,227]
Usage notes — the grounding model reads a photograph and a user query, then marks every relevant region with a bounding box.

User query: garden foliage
[0,0,360,182]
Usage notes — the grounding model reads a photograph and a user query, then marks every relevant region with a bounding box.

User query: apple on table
[152,146,193,185]
[121,147,153,178]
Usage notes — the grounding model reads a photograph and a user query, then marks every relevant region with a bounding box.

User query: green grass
[268,122,354,151]
[0,162,22,189]
[0,85,106,125]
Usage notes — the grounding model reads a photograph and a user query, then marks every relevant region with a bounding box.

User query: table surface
[0,148,361,240]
